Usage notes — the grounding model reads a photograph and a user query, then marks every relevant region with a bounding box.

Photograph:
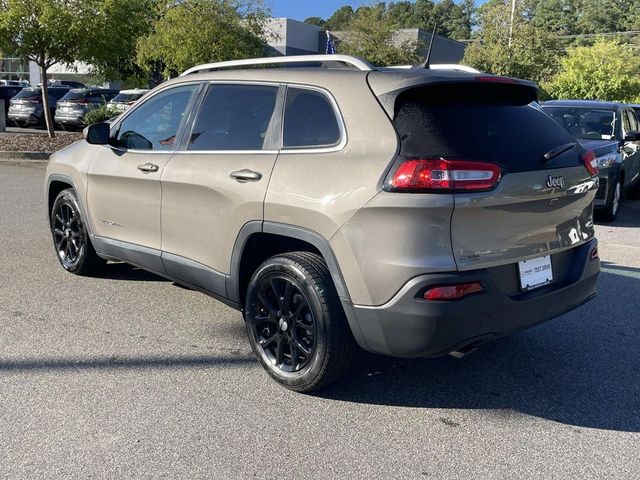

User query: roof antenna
[420,23,437,69]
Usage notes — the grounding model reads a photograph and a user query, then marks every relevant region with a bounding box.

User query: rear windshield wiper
[543,142,577,163]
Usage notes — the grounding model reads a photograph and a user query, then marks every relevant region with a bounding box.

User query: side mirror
[624,130,640,142]
[83,122,110,145]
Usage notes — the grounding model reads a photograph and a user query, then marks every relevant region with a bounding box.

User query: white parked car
[108,88,149,113]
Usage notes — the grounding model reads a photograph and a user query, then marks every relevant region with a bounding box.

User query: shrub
[83,103,121,125]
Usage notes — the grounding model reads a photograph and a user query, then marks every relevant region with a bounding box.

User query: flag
[326,31,336,55]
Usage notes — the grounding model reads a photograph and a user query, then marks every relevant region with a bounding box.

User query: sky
[269,1,379,21]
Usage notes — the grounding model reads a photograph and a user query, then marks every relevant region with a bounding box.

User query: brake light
[387,158,501,192]
[424,282,484,301]
[73,98,90,104]
[474,76,519,84]
[581,150,598,176]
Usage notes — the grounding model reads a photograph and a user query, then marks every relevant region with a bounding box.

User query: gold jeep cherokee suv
[46,55,600,391]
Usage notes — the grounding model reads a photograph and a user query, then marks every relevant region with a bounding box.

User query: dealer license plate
[518,255,553,291]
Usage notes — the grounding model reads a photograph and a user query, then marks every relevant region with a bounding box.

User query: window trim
[107,81,204,155]
[175,80,284,155]
[280,84,347,154]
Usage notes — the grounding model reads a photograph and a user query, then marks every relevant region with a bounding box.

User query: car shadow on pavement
[319,268,640,433]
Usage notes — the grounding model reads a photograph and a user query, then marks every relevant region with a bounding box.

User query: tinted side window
[188,84,278,151]
[283,88,341,149]
[115,84,197,151]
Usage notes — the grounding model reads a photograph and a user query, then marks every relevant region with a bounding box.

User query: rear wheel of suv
[598,177,622,222]
[244,252,356,392]
[50,188,105,275]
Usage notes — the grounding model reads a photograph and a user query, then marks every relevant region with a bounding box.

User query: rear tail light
[424,282,484,301]
[386,158,501,193]
[581,150,599,176]
[73,98,90,105]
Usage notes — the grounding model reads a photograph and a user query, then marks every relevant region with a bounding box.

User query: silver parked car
[108,88,149,113]
[46,55,600,392]
[55,88,120,130]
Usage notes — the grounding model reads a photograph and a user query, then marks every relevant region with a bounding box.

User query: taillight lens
[581,150,598,176]
[424,282,484,301]
[24,96,41,104]
[387,158,501,193]
[73,98,90,104]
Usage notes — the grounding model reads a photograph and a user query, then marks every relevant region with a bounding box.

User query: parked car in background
[542,100,640,221]
[7,86,69,127]
[46,55,600,392]
[48,80,86,89]
[0,85,23,116]
[108,89,149,113]
[55,88,120,129]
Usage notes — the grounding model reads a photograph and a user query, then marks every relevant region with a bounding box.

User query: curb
[0,151,51,162]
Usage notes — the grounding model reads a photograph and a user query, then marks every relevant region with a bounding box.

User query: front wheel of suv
[50,188,105,275]
[245,252,356,392]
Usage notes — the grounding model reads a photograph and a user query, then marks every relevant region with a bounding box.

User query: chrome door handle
[230,169,262,183]
[137,162,159,173]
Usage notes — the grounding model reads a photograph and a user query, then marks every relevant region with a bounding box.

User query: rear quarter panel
[264,72,398,240]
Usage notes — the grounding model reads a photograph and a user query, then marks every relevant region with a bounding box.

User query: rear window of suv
[393,83,580,173]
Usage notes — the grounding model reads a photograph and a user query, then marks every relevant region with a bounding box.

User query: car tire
[598,176,622,222]
[50,188,105,275]
[245,251,357,392]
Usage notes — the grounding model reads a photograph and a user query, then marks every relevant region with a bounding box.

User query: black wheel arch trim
[227,221,373,352]
[227,221,351,304]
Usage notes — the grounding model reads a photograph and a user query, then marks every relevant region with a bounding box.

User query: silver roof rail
[180,55,373,76]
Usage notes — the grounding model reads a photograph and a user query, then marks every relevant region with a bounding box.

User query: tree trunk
[40,64,55,139]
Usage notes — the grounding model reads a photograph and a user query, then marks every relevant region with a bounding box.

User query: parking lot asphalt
[1,162,638,479]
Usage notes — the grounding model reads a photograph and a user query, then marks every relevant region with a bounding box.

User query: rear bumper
[8,111,41,124]
[54,114,85,125]
[349,239,599,357]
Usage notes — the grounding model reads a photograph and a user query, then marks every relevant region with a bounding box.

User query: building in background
[265,18,467,64]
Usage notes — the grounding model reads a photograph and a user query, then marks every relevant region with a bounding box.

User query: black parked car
[54,88,120,129]
[7,86,70,127]
[0,85,23,116]
[542,100,640,221]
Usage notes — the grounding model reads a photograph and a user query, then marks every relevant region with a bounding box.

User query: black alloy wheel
[50,188,104,275]
[52,199,84,268]
[245,252,356,392]
[250,273,317,373]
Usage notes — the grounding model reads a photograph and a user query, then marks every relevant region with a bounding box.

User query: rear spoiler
[367,70,539,118]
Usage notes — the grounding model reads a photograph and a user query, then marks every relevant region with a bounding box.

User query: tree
[387,1,416,27]
[463,0,559,83]
[0,0,152,138]
[338,4,423,66]
[544,37,640,102]
[304,16,326,28]
[325,6,355,31]
[136,0,269,78]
